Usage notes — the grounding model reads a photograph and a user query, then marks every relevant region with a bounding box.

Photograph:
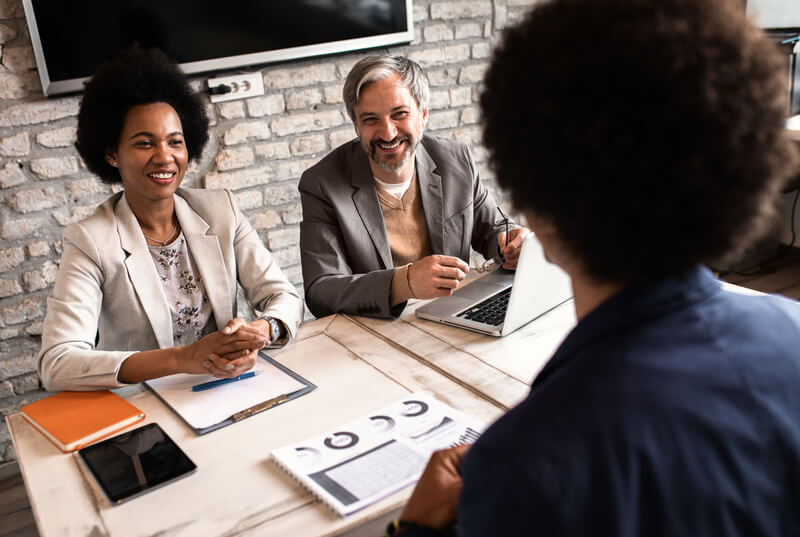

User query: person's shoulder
[299,138,361,189]
[65,191,123,238]
[419,133,471,161]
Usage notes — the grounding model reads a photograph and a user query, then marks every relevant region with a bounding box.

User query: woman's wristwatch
[263,316,283,343]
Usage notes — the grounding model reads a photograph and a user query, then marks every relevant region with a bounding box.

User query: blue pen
[191,370,262,392]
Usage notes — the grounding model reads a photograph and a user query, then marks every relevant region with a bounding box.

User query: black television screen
[23,0,413,96]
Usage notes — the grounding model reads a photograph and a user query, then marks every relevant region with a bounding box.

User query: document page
[271,393,483,516]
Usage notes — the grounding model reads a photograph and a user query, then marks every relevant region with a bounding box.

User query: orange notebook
[20,391,146,452]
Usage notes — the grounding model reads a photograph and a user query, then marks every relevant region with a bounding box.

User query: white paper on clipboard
[146,354,306,431]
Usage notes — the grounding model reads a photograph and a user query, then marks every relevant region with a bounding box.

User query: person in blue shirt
[387,0,800,535]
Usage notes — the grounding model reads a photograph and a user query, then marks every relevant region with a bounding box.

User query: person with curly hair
[389,0,800,535]
[38,46,303,391]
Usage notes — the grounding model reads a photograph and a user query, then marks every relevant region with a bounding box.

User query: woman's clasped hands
[181,318,272,378]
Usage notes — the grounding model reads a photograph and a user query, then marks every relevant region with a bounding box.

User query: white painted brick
[30,156,79,179]
[0,328,17,340]
[460,106,480,125]
[251,209,281,231]
[0,247,23,272]
[215,146,255,171]
[52,205,94,226]
[274,158,317,181]
[0,97,79,128]
[323,84,344,104]
[290,134,326,156]
[1,46,35,73]
[287,88,322,111]
[264,64,336,90]
[267,227,300,250]
[0,71,26,99]
[452,127,482,147]
[26,241,49,258]
[270,110,344,137]
[205,101,217,127]
[484,20,493,37]
[459,63,489,84]
[272,246,300,268]
[264,184,300,205]
[280,204,302,224]
[25,321,43,336]
[0,161,24,188]
[0,380,11,398]
[1,299,42,326]
[284,265,302,286]
[330,129,356,150]
[0,217,44,239]
[12,373,40,394]
[67,177,109,201]
[472,42,491,59]
[424,24,454,42]
[427,68,459,86]
[218,101,245,120]
[408,44,470,68]
[455,22,482,39]
[431,2,492,20]
[0,131,28,156]
[413,2,429,23]
[234,189,263,210]
[246,94,285,117]
[430,90,450,109]
[204,166,274,190]
[508,0,539,6]
[450,87,472,107]
[222,121,272,145]
[336,56,363,79]
[0,278,21,297]
[0,23,16,43]
[22,261,57,292]
[35,126,76,148]
[7,186,66,213]
[254,141,291,160]
[0,0,23,18]
[429,110,460,130]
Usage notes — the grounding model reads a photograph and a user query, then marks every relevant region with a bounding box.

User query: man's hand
[400,444,470,530]
[407,255,469,299]
[498,227,530,269]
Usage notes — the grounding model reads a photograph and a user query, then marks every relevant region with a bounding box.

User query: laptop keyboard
[456,287,512,326]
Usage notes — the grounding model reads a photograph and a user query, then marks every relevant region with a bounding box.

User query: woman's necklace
[143,222,179,246]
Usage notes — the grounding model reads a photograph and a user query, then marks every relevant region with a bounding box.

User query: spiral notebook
[271,393,483,516]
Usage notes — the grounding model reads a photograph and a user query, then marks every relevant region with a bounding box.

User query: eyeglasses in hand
[466,207,509,278]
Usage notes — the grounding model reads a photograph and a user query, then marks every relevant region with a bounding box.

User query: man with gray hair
[299,55,528,318]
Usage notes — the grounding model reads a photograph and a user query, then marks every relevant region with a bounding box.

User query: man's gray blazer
[299,134,509,319]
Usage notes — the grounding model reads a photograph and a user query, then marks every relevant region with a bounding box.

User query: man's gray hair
[343,55,429,122]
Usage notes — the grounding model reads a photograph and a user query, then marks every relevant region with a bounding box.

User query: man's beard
[363,135,420,173]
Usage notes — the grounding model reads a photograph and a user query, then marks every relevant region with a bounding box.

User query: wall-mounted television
[22,0,413,96]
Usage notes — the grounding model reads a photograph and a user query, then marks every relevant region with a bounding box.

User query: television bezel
[22,0,414,97]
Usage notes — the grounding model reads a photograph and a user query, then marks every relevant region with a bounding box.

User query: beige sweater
[375,174,431,306]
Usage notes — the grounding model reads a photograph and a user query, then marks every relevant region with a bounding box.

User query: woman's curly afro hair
[75,45,209,184]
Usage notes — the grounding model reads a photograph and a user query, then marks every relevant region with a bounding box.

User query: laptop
[415,233,573,336]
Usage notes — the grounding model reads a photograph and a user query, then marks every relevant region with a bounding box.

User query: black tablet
[78,422,197,504]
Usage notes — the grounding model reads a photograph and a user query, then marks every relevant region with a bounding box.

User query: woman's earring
[111,160,118,166]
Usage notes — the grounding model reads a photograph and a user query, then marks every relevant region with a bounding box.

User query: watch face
[267,317,280,340]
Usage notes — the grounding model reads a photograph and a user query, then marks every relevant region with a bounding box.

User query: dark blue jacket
[403,266,800,536]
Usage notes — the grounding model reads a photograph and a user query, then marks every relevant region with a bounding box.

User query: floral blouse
[148,233,216,346]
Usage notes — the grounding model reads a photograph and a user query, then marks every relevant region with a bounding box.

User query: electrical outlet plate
[207,72,265,103]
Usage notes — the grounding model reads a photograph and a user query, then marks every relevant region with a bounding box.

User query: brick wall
[0,0,538,464]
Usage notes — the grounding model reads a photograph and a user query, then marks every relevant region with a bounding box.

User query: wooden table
[347,297,576,411]
[7,298,578,537]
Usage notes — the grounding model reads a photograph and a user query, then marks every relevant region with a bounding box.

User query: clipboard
[145,351,315,434]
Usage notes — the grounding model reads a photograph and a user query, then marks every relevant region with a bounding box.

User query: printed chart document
[146,352,314,434]
[271,392,483,516]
